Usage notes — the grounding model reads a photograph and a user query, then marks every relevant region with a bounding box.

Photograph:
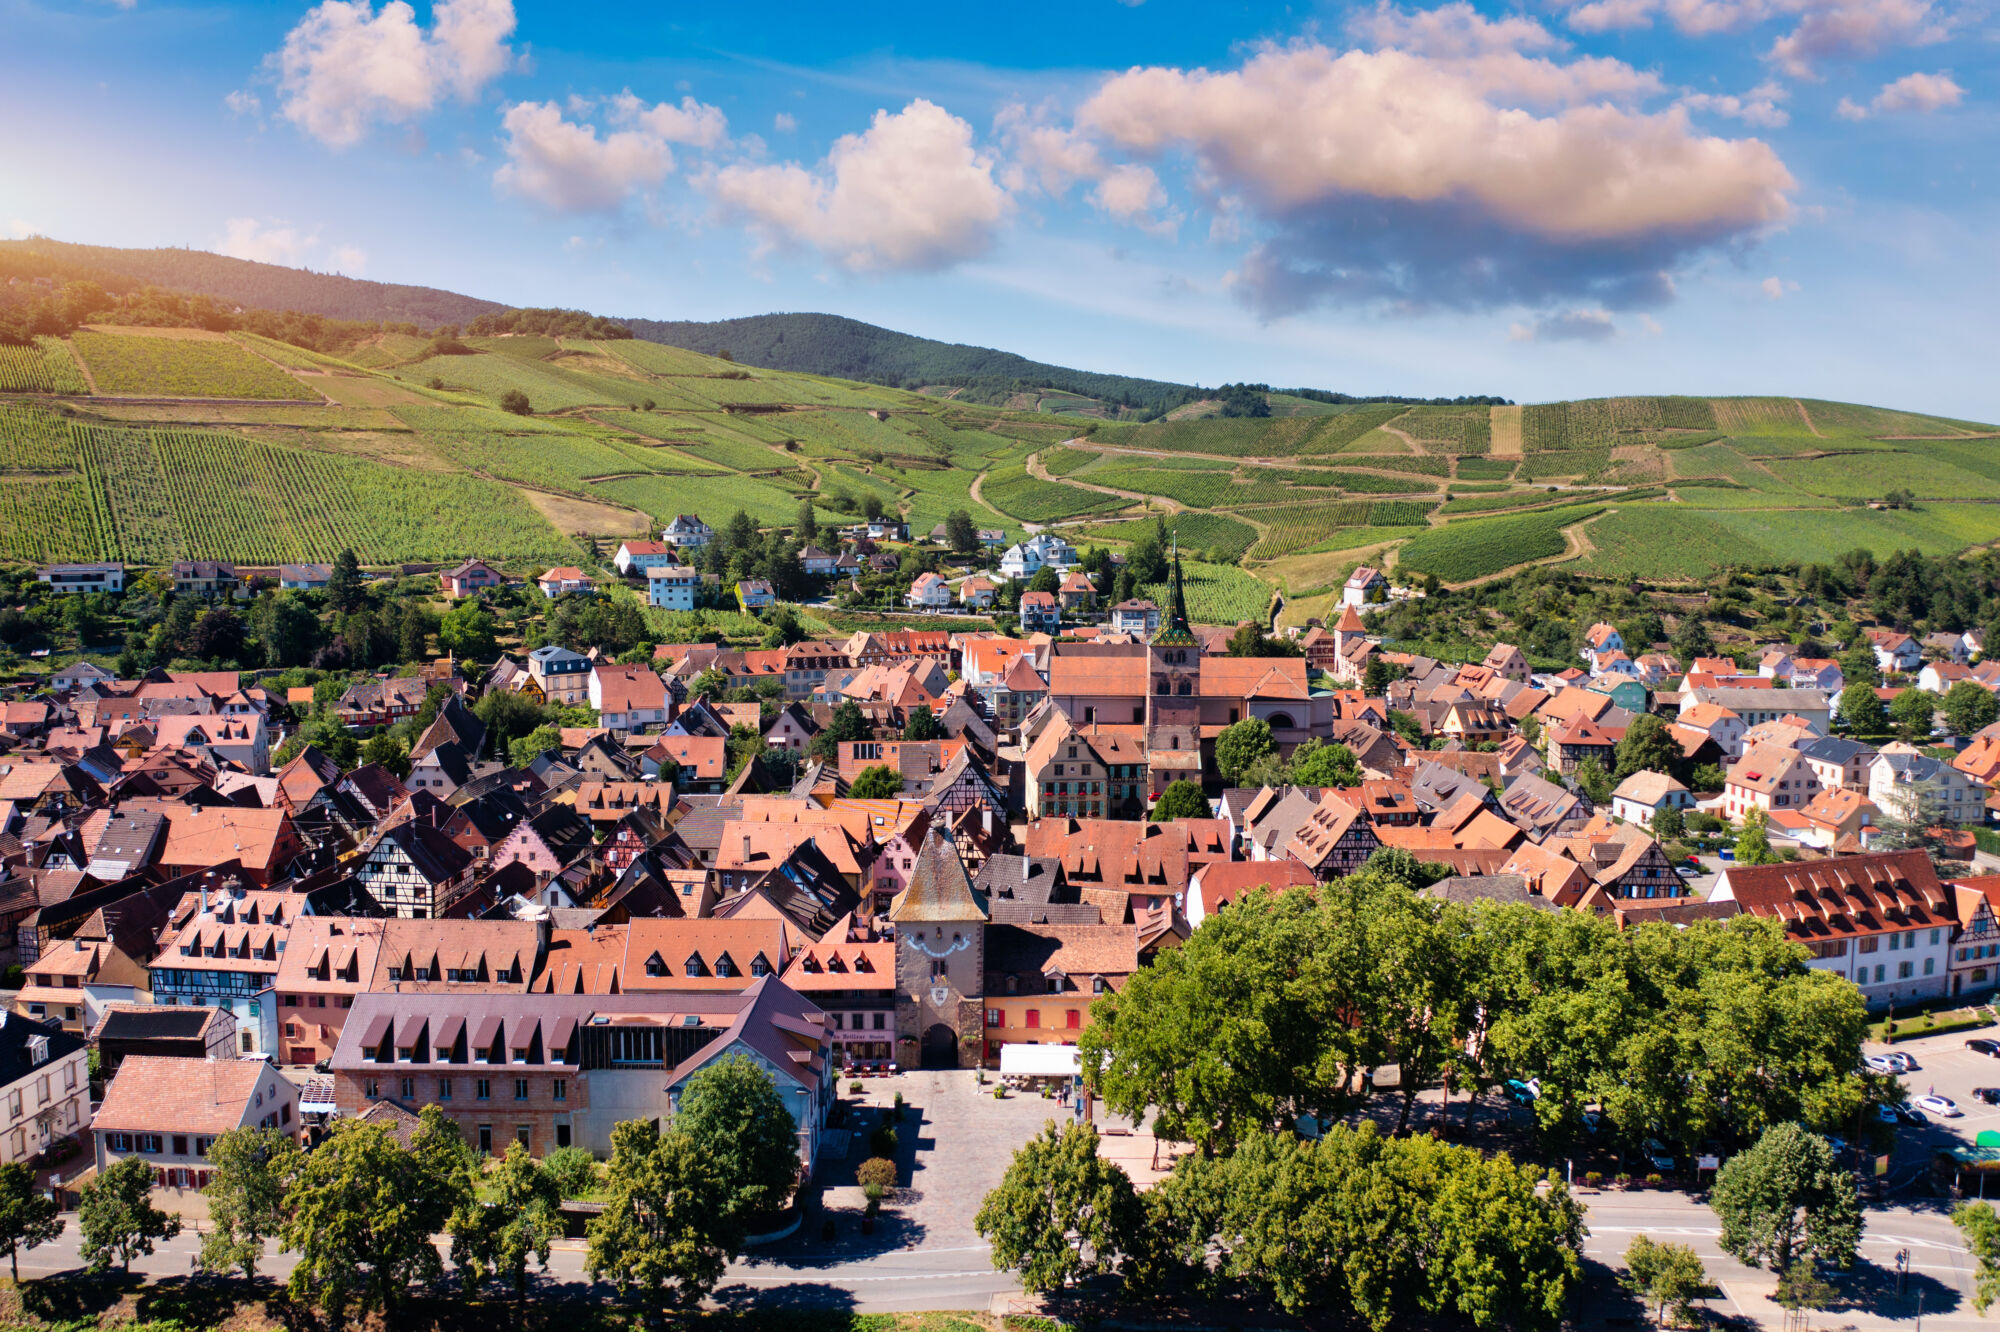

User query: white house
[1917,662,1975,695]
[1610,770,1694,825]
[1870,751,1983,825]
[1341,566,1388,609]
[647,565,701,610]
[905,572,953,610]
[1581,622,1625,667]
[589,664,670,733]
[614,540,678,576]
[1869,630,1922,675]
[999,533,1077,581]
[1710,850,1952,1009]
[37,563,124,595]
[662,514,713,549]
[1108,599,1160,637]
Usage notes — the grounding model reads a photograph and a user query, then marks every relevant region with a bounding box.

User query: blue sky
[1,0,1993,418]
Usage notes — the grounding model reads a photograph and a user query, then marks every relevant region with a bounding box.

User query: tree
[201,1126,300,1279]
[251,592,321,668]
[1945,679,2000,736]
[586,1120,735,1311]
[438,600,496,660]
[1214,717,1276,786]
[861,492,885,522]
[1150,780,1209,821]
[1572,755,1613,804]
[1362,657,1407,696]
[1733,807,1780,865]
[449,1141,561,1299]
[499,388,532,415]
[1028,565,1061,595]
[283,1112,466,1322]
[975,1121,1142,1293]
[796,499,818,545]
[0,1161,63,1282]
[327,548,364,613]
[1773,1262,1837,1319]
[1840,641,1882,687]
[849,764,904,800]
[689,666,730,700]
[1623,1235,1708,1327]
[1614,715,1682,781]
[78,1155,181,1272]
[509,723,563,768]
[1711,1124,1862,1274]
[1289,738,1361,788]
[1955,1200,2000,1313]
[808,699,868,761]
[902,705,941,741]
[1650,804,1685,841]
[945,508,979,554]
[360,732,410,779]
[671,1054,801,1224]
[1670,615,1715,662]
[1890,686,1938,739]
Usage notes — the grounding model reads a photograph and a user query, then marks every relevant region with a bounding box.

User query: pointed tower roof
[1335,603,1366,633]
[886,829,988,923]
[1150,541,1200,649]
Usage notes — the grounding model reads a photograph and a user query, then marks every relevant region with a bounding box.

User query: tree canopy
[1712,1124,1863,1274]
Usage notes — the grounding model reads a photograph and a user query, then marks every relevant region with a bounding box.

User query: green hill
[0,238,504,328]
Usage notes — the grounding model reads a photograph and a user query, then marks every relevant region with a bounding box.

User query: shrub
[499,388,532,415]
[892,1091,905,1112]
[1647,1173,1665,1186]
[848,1080,863,1094]
[857,1157,898,1195]
[1584,1171,1604,1188]
[993,1087,1007,1099]
[869,1125,898,1157]
[541,1145,598,1199]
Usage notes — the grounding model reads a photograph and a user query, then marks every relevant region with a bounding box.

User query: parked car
[1676,866,1699,878]
[1914,1094,1962,1118]
[1642,1138,1676,1172]
[1883,1052,1918,1073]
[1974,1088,2000,1106]
[1969,1039,2000,1057]
[1892,1102,1931,1126]
[1504,1078,1541,1105]
[1865,1054,1899,1074]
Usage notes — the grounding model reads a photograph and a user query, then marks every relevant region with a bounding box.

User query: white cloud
[217,217,319,266]
[1351,4,1663,103]
[274,0,517,148]
[1508,308,1619,341]
[609,92,728,149]
[1837,69,1963,117]
[774,112,797,133]
[330,244,368,274]
[705,99,1010,273]
[224,89,262,117]
[1761,275,1798,297]
[1350,2,1565,56]
[1549,0,1947,72]
[1681,81,1790,127]
[7,221,37,240]
[494,101,675,210]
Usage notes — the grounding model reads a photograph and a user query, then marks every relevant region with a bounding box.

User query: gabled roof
[93,1056,276,1134]
[887,830,987,923]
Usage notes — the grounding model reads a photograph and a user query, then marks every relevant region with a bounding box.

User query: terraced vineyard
[7,317,2000,618]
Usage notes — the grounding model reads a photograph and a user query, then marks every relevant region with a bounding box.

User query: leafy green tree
[449,1141,561,1299]
[1945,680,2000,736]
[1028,565,1061,595]
[1359,846,1451,892]
[542,1147,599,1200]
[499,388,532,415]
[1623,1235,1708,1327]
[860,492,885,522]
[1362,657,1406,695]
[1954,1201,2000,1313]
[1712,1124,1862,1274]
[1614,714,1682,781]
[201,1126,300,1279]
[849,764,904,800]
[902,704,941,740]
[671,1053,801,1224]
[473,687,545,759]
[1289,738,1361,788]
[1670,615,1715,662]
[1572,755,1613,804]
[327,548,364,613]
[359,732,410,779]
[796,499,818,545]
[1650,804,1685,840]
[977,1122,1142,1293]
[1890,686,1938,738]
[79,1156,181,1272]
[1773,1262,1837,1318]
[808,698,869,762]
[1214,717,1276,786]
[1732,807,1780,865]
[509,723,564,768]
[945,508,979,553]
[1149,780,1209,822]
[689,667,730,700]
[586,1120,735,1311]
[0,1161,64,1281]
[1840,641,1882,687]
[283,1111,466,1323]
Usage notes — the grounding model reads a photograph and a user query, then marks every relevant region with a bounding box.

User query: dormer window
[749,955,770,978]
[685,954,707,978]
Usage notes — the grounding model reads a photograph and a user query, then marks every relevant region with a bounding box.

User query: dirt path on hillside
[1794,399,1825,437]
[1489,405,1524,457]
[1026,450,1171,510]
[966,467,1013,525]
[1051,439,1442,491]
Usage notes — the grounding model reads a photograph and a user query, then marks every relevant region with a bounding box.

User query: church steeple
[1151,534,1199,649]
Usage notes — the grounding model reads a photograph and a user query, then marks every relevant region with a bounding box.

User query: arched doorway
[1265,712,1297,730]
[922,1022,959,1069]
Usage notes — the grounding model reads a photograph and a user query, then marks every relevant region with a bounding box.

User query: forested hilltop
[0,239,502,328]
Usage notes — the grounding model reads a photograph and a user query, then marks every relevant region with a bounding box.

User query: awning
[510,1016,541,1057]
[434,1013,465,1051]
[357,1012,393,1048]
[395,1014,428,1049]
[998,1043,1081,1079]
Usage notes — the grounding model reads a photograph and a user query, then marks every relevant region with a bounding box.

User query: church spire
[1151,531,1199,648]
